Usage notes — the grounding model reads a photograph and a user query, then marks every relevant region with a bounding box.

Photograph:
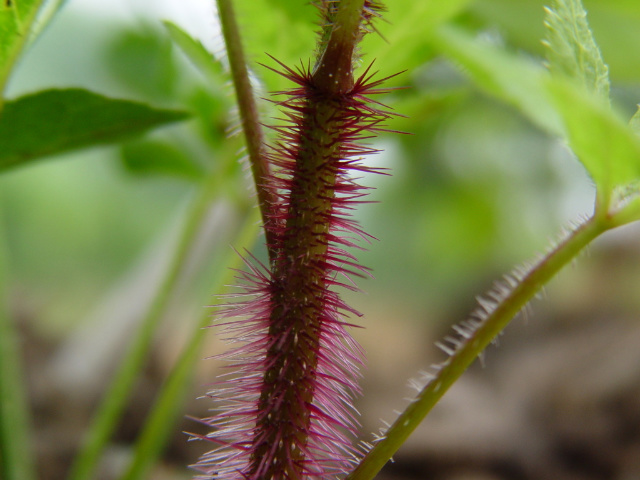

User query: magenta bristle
[193,2,399,478]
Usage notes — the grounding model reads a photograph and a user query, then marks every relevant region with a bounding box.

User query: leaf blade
[0,88,189,172]
[163,21,224,86]
[543,0,610,98]
[120,139,205,181]
[430,25,564,137]
[546,78,640,199]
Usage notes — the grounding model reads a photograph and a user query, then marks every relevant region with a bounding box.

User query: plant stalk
[0,206,36,480]
[68,173,224,480]
[216,0,277,263]
[347,215,607,480]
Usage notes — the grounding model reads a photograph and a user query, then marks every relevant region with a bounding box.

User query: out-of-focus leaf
[586,2,640,82]
[105,26,177,101]
[359,0,474,82]
[164,21,224,85]
[185,87,228,146]
[237,0,317,64]
[262,0,317,27]
[434,5,640,203]
[120,139,204,181]
[471,0,640,82]
[0,88,189,172]
[231,0,473,91]
[469,0,550,57]
[429,25,563,137]
[543,0,610,98]
[547,78,640,198]
[0,0,45,95]
[232,0,317,91]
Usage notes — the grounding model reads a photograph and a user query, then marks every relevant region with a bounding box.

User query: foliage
[1,0,640,479]
[0,89,187,172]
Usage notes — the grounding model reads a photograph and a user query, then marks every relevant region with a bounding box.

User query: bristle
[194,1,399,478]
[192,59,398,479]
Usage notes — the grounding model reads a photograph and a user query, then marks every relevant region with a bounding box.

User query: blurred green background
[3,0,640,479]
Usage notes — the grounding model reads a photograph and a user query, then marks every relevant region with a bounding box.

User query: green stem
[0,1,54,476]
[121,208,261,480]
[606,195,640,228]
[0,206,36,480]
[216,0,276,263]
[347,215,607,480]
[0,0,46,101]
[67,174,223,480]
[313,0,365,93]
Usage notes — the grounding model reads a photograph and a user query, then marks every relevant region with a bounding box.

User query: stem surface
[216,0,277,262]
[347,215,607,480]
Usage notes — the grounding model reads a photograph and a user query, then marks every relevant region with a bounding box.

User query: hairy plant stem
[249,1,368,477]
[195,2,391,478]
[608,196,640,227]
[347,214,608,480]
[251,97,346,478]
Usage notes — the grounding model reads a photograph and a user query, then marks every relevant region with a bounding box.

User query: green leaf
[0,88,189,172]
[163,21,224,85]
[105,26,177,100]
[472,0,640,83]
[359,0,474,81]
[429,25,564,137]
[0,0,45,96]
[429,25,640,209]
[546,78,640,199]
[543,0,610,98]
[212,0,315,92]
[120,139,204,181]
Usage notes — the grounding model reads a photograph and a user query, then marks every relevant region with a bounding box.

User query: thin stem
[121,208,261,480]
[347,215,607,480]
[0,0,46,101]
[0,206,36,480]
[68,173,224,480]
[607,196,640,228]
[216,0,276,263]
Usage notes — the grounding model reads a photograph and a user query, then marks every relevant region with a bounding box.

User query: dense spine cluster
[194,2,396,479]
